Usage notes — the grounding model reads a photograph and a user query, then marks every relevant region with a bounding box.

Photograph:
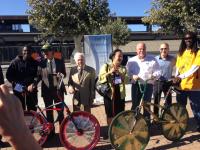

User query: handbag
[95,64,111,97]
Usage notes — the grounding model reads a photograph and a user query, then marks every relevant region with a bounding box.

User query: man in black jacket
[6,45,38,111]
[37,44,66,137]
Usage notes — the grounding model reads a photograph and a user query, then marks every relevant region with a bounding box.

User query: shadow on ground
[1,118,199,150]
[42,125,114,149]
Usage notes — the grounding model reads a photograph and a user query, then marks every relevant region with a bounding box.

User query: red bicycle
[24,73,100,150]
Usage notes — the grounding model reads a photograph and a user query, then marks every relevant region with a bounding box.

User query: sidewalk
[1,97,200,150]
[1,64,200,149]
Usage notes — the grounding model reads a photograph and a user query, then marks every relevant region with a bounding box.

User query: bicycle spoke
[60,111,100,150]
[24,111,48,146]
[115,133,146,150]
[178,112,188,123]
[162,104,189,141]
[117,115,132,131]
[112,126,130,137]
[176,107,183,119]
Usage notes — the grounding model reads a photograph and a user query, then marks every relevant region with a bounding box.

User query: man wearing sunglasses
[173,32,200,132]
[153,43,176,117]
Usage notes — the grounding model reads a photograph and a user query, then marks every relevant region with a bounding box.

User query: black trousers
[14,91,38,111]
[104,85,125,118]
[43,88,64,126]
[153,80,172,116]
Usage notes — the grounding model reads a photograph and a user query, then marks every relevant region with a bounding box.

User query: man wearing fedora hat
[36,44,66,137]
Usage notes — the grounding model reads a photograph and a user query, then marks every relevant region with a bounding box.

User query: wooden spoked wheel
[109,110,150,150]
[162,103,189,141]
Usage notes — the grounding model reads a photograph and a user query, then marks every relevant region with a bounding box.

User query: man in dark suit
[68,52,96,113]
[37,44,66,137]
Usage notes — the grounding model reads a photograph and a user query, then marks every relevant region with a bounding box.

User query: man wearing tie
[68,52,96,113]
[37,44,66,137]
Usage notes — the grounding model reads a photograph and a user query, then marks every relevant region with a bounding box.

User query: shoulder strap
[106,63,109,72]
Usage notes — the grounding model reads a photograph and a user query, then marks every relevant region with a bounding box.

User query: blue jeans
[177,90,200,125]
[131,83,153,120]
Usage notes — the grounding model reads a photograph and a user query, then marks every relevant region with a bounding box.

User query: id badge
[14,83,24,92]
[114,76,122,85]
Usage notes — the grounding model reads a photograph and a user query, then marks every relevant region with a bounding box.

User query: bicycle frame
[135,81,180,123]
[29,73,83,134]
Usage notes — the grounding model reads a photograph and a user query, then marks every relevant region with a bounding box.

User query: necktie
[78,68,83,81]
[48,60,54,87]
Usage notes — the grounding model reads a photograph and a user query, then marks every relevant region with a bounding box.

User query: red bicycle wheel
[24,111,48,146]
[60,111,100,150]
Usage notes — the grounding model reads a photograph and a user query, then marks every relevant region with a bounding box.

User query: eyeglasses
[184,37,193,40]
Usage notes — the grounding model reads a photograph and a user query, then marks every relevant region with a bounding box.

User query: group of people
[99,31,200,133]
[0,31,200,149]
[0,43,97,148]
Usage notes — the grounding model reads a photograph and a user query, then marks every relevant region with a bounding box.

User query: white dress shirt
[126,55,161,84]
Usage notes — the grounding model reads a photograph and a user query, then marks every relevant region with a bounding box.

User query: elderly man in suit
[36,44,66,137]
[68,52,96,113]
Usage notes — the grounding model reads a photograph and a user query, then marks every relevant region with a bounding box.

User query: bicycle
[24,73,100,150]
[108,79,189,150]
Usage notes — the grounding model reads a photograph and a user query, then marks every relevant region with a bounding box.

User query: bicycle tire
[59,111,100,150]
[24,111,48,146]
[109,110,150,150]
[161,103,189,141]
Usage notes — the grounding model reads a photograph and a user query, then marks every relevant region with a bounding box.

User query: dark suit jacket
[39,58,66,97]
[68,65,96,105]
[0,65,4,85]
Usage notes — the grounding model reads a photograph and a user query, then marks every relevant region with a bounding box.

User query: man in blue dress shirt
[153,43,176,117]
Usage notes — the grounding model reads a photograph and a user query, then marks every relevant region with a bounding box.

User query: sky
[0,0,152,31]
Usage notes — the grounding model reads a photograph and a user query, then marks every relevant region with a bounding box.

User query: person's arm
[0,85,42,150]
[68,68,75,94]
[0,65,4,84]
[178,65,199,79]
[60,59,67,78]
[152,59,161,79]
[90,68,96,100]
[6,61,17,84]
[98,63,110,83]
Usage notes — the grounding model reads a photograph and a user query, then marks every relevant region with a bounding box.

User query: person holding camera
[98,49,129,125]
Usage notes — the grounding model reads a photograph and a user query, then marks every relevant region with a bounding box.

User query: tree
[100,18,131,48]
[27,0,110,52]
[142,0,200,36]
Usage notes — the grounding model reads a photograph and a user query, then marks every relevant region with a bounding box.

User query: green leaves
[100,18,131,47]
[27,0,110,38]
[142,0,200,36]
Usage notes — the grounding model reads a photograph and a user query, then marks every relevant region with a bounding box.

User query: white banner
[84,34,112,75]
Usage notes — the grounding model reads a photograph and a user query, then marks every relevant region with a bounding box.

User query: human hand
[0,85,42,150]
[68,85,75,94]
[132,75,140,81]
[172,77,181,84]
[27,83,35,92]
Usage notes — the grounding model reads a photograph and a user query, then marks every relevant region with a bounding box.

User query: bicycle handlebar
[49,73,64,90]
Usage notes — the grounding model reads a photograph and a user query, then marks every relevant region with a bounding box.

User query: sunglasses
[160,48,168,50]
[184,37,193,40]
